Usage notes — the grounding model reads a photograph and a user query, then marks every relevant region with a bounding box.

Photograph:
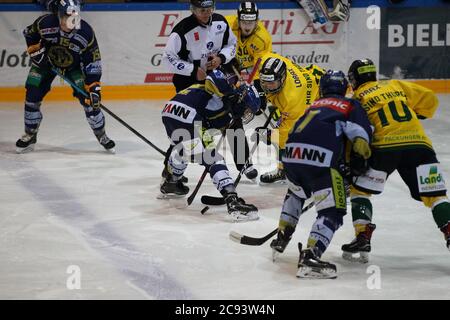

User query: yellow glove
[352,137,371,160]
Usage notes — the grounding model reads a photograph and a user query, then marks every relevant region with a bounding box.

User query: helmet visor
[59,5,81,30]
[260,78,282,94]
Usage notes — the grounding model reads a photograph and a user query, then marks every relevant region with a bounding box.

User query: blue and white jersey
[283,95,372,170]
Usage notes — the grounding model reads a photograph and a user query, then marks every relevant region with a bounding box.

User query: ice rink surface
[1,95,450,300]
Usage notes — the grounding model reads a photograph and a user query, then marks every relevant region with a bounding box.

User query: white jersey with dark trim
[162,13,237,80]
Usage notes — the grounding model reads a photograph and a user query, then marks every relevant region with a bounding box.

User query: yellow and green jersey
[226,15,272,78]
[353,80,439,150]
[259,52,325,148]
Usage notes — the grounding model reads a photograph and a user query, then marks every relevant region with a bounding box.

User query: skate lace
[98,134,111,145]
[20,133,35,142]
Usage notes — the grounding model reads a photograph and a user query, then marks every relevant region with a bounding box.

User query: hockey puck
[201,206,210,214]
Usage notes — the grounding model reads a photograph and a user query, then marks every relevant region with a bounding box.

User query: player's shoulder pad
[172,15,199,36]
[205,69,235,97]
[211,13,228,23]
[74,20,95,48]
[36,13,59,29]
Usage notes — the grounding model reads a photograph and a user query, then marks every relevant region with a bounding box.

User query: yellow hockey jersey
[226,15,272,75]
[259,52,325,148]
[353,80,439,150]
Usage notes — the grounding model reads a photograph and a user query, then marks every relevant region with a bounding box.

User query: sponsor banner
[0,8,379,87]
[380,7,450,79]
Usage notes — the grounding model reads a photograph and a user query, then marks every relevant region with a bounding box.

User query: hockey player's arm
[217,23,237,65]
[394,80,439,119]
[345,100,372,159]
[162,33,195,77]
[23,16,48,68]
[81,29,102,109]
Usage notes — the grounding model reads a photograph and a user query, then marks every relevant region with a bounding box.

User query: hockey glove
[253,79,267,115]
[350,137,371,176]
[28,43,49,69]
[251,127,271,145]
[86,83,101,109]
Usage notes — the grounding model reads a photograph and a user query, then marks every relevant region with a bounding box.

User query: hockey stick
[229,200,316,246]
[186,121,233,206]
[52,68,166,156]
[198,58,264,210]
[200,107,276,206]
[229,184,350,245]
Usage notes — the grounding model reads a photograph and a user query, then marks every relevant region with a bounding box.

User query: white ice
[1,96,450,300]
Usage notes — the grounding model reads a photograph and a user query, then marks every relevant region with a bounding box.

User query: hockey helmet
[319,70,349,97]
[190,0,215,8]
[238,2,259,21]
[348,58,377,89]
[57,0,81,30]
[259,57,287,94]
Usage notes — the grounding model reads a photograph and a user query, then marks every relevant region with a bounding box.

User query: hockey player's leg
[297,214,343,279]
[227,119,258,181]
[341,191,376,263]
[208,160,258,222]
[70,70,115,153]
[422,196,450,251]
[16,66,54,153]
[162,145,188,183]
[404,153,450,251]
[297,169,346,279]
[270,190,305,261]
[159,143,189,199]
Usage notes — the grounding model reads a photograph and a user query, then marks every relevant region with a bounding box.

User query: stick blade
[229,231,244,243]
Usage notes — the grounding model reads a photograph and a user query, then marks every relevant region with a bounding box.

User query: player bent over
[256,53,325,184]
[16,0,115,153]
[160,69,261,222]
[342,59,450,263]
[266,71,372,278]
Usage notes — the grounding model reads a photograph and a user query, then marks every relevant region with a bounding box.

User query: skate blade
[105,147,116,154]
[157,193,186,200]
[296,266,337,279]
[16,144,35,154]
[230,211,259,223]
[259,179,286,186]
[342,251,369,263]
[272,249,280,262]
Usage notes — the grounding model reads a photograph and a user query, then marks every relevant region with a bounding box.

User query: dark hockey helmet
[190,0,215,8]
[57,0,81,30]
[238,1,259,21]
[319,70,349,97]
[259,57,287,94]
[348,58,377,89]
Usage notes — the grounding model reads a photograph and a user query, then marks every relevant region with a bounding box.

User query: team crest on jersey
[162,101,196,124]
[177,63,185,70]
[48,46,74,68]
[206,42,214,50]
[283,143,333,167]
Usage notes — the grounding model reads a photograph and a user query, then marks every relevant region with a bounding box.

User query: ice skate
[225,192,259,222]
[342,223,376,263]
[158,176,189,199]
[16,132,37,153]
[259,168,286,185]
[96,132,116,154]
[297,243,337,279]
[270,225,295,261]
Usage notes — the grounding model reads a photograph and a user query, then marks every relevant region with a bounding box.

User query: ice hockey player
[255,53,325,184]
[269,70,372,279]
[223,1,273,181]
[161,0,239,181]
[16,0,115,153]
[160,68,261,222]
[342,59,450,263]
